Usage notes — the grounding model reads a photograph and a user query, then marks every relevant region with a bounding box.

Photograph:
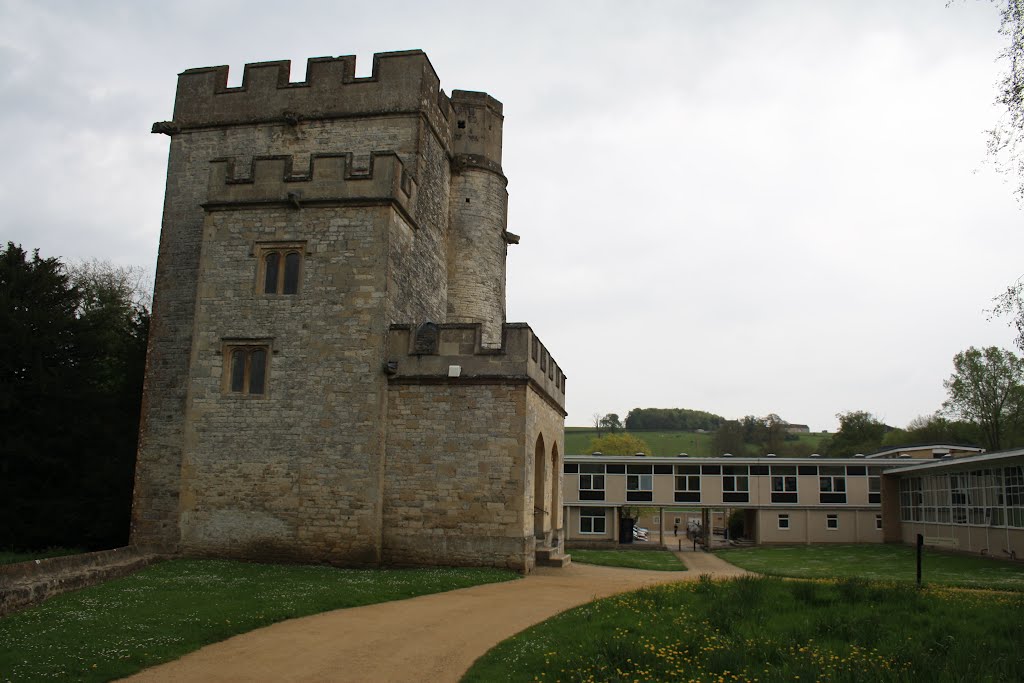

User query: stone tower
[131,50,567,571]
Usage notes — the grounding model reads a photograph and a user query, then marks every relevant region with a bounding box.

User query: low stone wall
[0,546,164,616]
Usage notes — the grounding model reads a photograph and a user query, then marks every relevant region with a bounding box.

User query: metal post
[916,533,923,586]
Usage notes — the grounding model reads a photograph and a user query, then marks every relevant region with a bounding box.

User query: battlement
[386,323,566,411]
[168,50,453,133]
[204,152,417,222]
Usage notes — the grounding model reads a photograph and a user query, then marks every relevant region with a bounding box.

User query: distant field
[565,428,828,457]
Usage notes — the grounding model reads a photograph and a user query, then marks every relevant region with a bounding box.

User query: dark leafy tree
[711,420,746,456]
[599,413,623,433]
[882,413,983,447]
[624,407,725,431]
[0,245,149,551]
[819,411,890,457]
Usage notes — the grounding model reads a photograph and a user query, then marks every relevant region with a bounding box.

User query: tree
[990,275,1024,354]
[711,420,746,456]
[624,407,725,431]
[882,413,982,447]
[599,413,622,433]
[587,433,652,456]
[0,244,149,551]
[942,346,1024,451]
[819,411,889,457]
[986,1,1024,200]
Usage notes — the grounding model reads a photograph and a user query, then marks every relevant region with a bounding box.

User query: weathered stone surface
[132,50,566,571]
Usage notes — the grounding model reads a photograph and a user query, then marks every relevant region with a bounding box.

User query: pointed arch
[534,433,548,537]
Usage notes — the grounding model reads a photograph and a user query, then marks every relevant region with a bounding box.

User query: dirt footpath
[122,553,749,683]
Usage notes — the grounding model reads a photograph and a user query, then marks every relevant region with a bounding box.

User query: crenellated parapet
[203,152,418,224]
[386,323,566,413]
[161,50,453,139]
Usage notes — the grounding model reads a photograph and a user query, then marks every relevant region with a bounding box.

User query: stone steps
[535,547,571,568]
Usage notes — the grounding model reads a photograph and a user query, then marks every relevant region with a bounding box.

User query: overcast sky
[2,0,1022,432]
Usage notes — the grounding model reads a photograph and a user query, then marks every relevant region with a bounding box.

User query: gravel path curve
[122,552,749,683]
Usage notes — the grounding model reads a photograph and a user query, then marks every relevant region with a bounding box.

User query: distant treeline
[624,408,725,432]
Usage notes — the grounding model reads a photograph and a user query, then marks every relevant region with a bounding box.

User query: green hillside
[565,428,828,457]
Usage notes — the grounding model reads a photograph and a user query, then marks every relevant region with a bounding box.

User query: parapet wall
[386,323,566,413]
[168,51,452,138]
[204,152,418,223]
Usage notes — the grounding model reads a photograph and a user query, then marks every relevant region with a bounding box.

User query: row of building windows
[569,462,883,505]
[899,466,1024,528]
[578,509,883,535]
[777,512,881,530]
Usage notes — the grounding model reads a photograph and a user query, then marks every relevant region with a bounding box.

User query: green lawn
[569,549,687,571]
[0,559,516,683]
[462,575,1024,682]
[565,428,828,457]
[717,544,1024,591]
[0,548,84,565]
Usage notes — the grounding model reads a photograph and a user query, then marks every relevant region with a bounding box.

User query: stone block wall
[383,383,531,569]
[133,50,566,571]
[133,51,454,552]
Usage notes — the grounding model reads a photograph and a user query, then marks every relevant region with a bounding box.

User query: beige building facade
[563,455,904,546]
[131,50,566,571]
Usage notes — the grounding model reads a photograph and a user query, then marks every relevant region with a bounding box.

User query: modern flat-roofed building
[563,454,907,546]
[881,447,1024,559]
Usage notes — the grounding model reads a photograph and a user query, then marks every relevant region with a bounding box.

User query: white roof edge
[882,447,1024,474]
[864,444,985,459]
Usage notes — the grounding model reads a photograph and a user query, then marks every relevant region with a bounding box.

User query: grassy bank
[569,549,687,571]
[0,559,516,682]
[463,575,1024,682]
[564,428,828,457]
[716,544,1024,591]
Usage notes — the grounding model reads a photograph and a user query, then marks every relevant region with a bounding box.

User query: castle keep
[132,50,567,571]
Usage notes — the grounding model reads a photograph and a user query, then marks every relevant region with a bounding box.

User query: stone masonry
[131,50,566,571]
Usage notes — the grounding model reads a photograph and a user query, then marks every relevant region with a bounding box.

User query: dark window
[653,465,673,475]
[263,252,279,294]
[606,464,626,474]
[847,466,867,476]
[227,346,269,396]
[750,465,769,475]
[563,463,579,474]
[701,465,721,475]
[283,252,301,294]
[580,507,606,534]
[262,249,302,294]
[798,465,818,476]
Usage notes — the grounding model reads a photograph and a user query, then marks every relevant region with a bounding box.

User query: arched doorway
[534,434,548,538]
[550,442,561,535]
